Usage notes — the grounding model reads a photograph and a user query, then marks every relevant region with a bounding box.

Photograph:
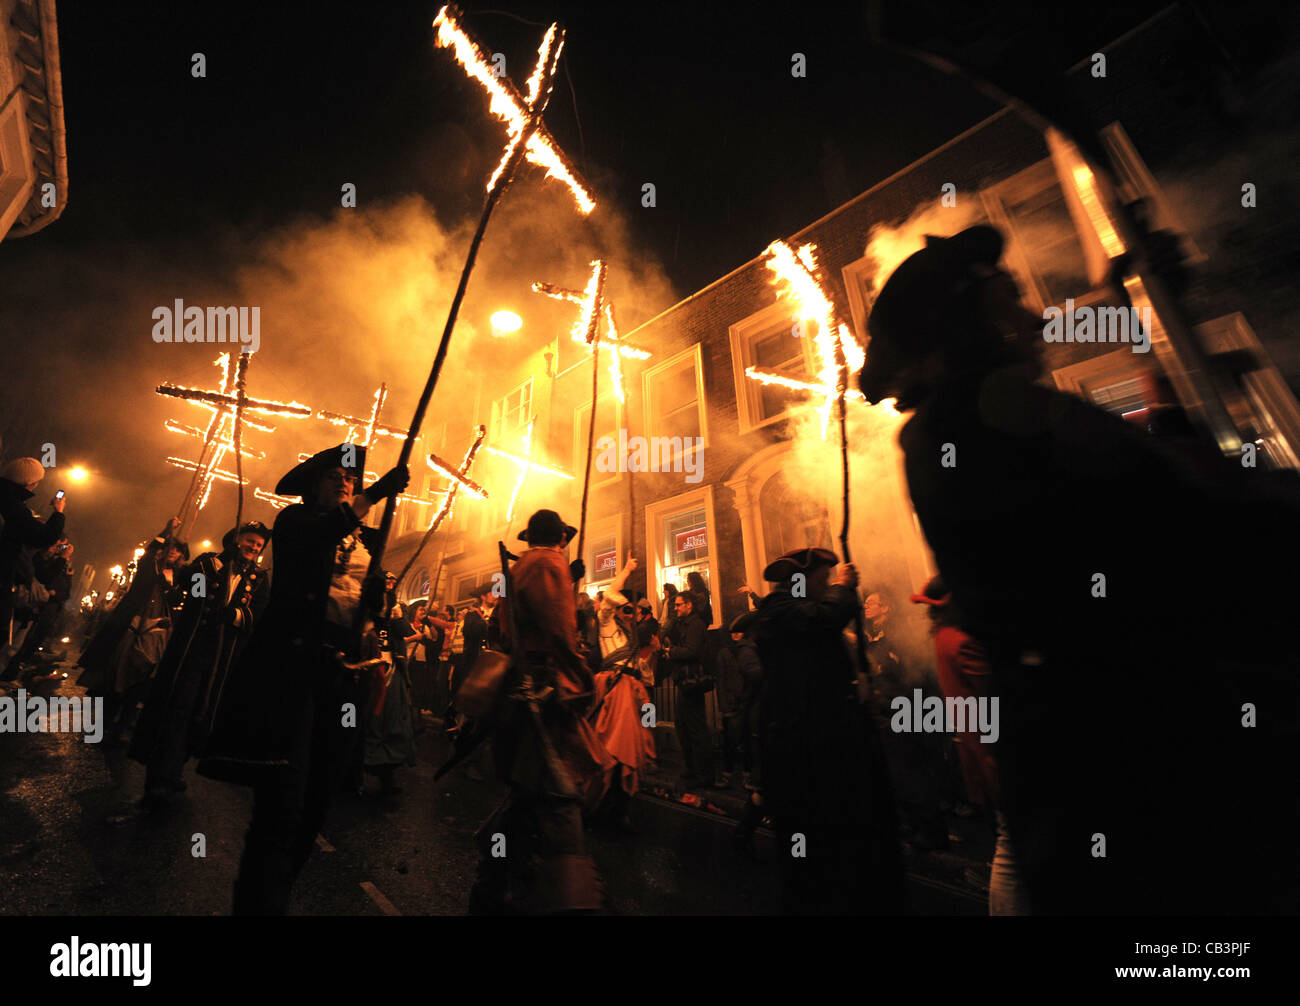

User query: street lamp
[490,310,522,337]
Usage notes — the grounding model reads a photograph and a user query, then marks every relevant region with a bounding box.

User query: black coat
[752,584,873,821]
[77,533,178,695]
[197,501,378,785]
[128,549,270,766]
[899,369,1300,913]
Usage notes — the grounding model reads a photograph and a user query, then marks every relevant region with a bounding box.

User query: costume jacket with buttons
[198,502,378,785]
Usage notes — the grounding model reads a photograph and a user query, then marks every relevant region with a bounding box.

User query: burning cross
[424,425,489,530]
[745,240,896,438]
[158,352,311,530]
[483,417,574,524]
[433,4,594,214]
[315,384,406,449]
[390,426,491,587]
[532,260,652,404]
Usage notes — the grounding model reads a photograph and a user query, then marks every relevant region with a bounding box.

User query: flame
[433,5,594,214]
[253,487,299,510]
[314,385,405,446]
[604,301,624,403]
[532,281,650,359]
[483,444,575,481]
[426,452,489,499]
[425,424,488,530]
[482,420,573,525]
[109,564,124,580]
[750,239,884,438]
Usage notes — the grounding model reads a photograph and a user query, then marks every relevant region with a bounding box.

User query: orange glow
[68,467,88,481]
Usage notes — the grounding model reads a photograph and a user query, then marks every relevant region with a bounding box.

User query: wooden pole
[573,262,608,588]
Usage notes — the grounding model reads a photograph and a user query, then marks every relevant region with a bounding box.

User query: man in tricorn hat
[129,521,271,806]
[861,225,1296,913]
[197,444,408,914]
[751,546,903,915]
[468,507,615,913]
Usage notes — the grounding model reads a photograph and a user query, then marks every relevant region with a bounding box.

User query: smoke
[751,198,996,680]
[0,192,677,580]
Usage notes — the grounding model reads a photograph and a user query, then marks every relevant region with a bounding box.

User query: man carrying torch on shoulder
[469,508,615,914]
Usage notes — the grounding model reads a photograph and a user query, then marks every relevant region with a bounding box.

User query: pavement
[0,646,987,915]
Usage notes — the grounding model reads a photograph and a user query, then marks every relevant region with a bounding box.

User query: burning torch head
[861,226,1041,407]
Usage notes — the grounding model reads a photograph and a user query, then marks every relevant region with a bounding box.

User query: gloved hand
[364,464,410,503]
[569,559,586,583]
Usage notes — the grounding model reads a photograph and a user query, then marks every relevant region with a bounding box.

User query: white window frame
[981,159,1108,316]
[492,377,534,443]
[642,344,709,470]
[572,513,624,598]
[644,484,721,629]
[728,301,820,434]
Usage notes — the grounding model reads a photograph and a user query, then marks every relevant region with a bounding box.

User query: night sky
[0,0,1179,575]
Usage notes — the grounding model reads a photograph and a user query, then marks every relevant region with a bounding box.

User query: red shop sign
[674,525,708,553]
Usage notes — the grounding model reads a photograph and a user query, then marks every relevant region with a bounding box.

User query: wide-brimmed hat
[729,611,759,634]
[910,574,950,607]
[518,508,577,546]
[222,521,272,551]
[860,226,1006,404]
[762,546,839,583]
[276,444,367,497]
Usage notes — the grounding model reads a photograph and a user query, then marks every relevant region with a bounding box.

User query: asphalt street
[0,663,984,916]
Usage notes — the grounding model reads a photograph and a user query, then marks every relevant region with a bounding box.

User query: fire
[433,5,595,214]
[484,422,574,525]
[751,239,885,437]
[253,488,299,511]
[314,385,406,447]
[531,280,651,360]
[425,425,488,531]
[159,352,311,523]
[426,451,489,499]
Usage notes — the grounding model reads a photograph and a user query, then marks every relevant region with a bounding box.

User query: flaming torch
[753,238,888,684]
[360,5,595,632]
[393,425,489,587]
[158,352,311,538]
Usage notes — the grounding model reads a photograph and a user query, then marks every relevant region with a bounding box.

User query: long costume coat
[128,549,270,767]
[77,536,178,696]
[197,502,377,785]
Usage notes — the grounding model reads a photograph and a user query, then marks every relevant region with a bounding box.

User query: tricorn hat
[222,521,272,551]
[762,546,839,583]
[860,226,1006,404]
[518,508,577,546]
[729,611,759,634]
[276,444,367,497]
